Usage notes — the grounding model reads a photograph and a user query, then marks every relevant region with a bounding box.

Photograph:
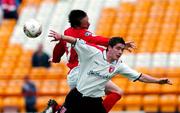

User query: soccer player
[48,30,172,113]
[49,9,135,113]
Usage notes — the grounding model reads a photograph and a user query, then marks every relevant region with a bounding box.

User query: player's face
[109,43,125,61]
[80,16,90,29]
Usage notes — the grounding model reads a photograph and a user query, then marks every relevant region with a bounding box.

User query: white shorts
[67,66,80,89]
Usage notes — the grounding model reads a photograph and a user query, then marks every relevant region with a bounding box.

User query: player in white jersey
[48,30,172,113]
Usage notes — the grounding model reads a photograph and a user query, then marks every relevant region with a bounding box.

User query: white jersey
[73,39,141,98]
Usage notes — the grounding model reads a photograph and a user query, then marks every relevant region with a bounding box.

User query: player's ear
[107,45,112,51]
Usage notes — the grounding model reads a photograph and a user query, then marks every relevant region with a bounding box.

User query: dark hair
[108,37,125,48]
[68,10,87,27]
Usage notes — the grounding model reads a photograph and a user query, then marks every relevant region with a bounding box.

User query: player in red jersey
[44,10,135,113]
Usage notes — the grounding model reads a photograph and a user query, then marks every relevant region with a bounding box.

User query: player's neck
[106,52,116,64]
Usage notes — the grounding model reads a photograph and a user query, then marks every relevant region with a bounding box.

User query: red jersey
[52,27,109,70]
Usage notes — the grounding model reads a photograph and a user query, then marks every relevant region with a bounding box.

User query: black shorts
[61,88,106,113]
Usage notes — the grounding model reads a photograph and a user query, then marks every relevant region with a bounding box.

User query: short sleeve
[117,62,141,81]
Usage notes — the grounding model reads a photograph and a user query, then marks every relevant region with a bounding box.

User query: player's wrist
[61,35,65,40]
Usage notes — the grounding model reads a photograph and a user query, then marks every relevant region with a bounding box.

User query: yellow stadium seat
[124,95,142,110]
[160,94,177,112]
[143,95,159,112]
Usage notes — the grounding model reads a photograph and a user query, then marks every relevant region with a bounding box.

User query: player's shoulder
[64,27,72,33]
[80,29,93,36]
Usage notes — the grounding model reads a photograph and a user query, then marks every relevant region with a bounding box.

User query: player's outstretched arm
[138,74,172,85]
[48,30,76,44]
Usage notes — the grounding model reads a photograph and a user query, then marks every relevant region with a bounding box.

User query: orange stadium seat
[124,95,142,110]
[149,67,166,77]
[55,96,66,106]
[111,76,128,91]
[166,68,180,77]
[0,97,2,109]
[30,67,48,79]
[5,80,23,95]
[144,84,161,94]
[36,96,54,112]
[59,79,70,95]
[40,80,59,95]
[161,83,178,94]
[143,95,159,112]
[126,81,144,94]
[12,67,30,79]
[178,95,180,112]
[2,97,24,110]
[0,80,8,95]
[0,68,13,79]
[160,94,177,112]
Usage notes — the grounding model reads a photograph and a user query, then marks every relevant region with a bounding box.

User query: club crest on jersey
[85,31,92,36]
[109,65,115,73]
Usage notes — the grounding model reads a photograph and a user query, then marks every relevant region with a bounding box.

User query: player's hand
[125,41,136,52]
[158,78,172,85]
[48,30,62,42]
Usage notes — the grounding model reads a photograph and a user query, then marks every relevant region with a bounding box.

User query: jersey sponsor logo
[85,31,92,36]
[109,65,115,73]
[87,70,110,79]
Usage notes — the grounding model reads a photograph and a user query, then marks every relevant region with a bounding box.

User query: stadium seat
[178,95,180,112]
[159,94,177,112]
[166,68,180,77]
[149,67,166,77]
[2,97,24,109]
[5,80,23,95]
[143,95,159,112]
[111,76,128,92]
[59,79,70,95]
[30,67,48,79]
[12,67,30,79]
[161,84,179,94]
[144,84,161,94]
[126,81,144,94]
[36,96,54,112]
[40,80,59,95]
[0,80,8,95]
[124,95,142,110]
[55,96,66,106]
